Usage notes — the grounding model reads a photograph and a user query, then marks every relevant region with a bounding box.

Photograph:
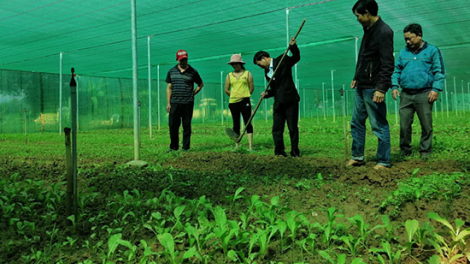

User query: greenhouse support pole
[468,82,470,113]
[355,37,359,63]
[331,70,336,123]
[126,0,147,167]
[341,86,348,156]
[433,97,437,118]
[76,76,80,130]
[157,65,161,131]
[59,52,63,135]
[132,0,140,161]
[461,80,465,114]
[148,36,153,138]
[394,99,398,126]
[445,80,449,117]
[264,78,268,122]
[286,8,290,52]
[70,68,78,219]
[220,71,224,125]
[453,77,458,116]
[302,81,306,119]
[322,82,326,120]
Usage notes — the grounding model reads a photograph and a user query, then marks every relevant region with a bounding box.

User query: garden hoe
[225,19,306,144]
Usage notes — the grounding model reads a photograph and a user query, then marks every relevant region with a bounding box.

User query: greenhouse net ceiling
[0,0,469,87]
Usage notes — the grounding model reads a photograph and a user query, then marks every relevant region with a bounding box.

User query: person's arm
[431,47,445,93]
[248,72,254,94]
[194,82,204,95]
[287,37,300,67]
[224,74,231,96]
[376,28,394,94]
[166,83,172,113]
[391,52,403,100]
[428,47,445,102]
[193,71,204,95]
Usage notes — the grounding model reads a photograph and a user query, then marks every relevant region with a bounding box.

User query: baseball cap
[176,49,188,61]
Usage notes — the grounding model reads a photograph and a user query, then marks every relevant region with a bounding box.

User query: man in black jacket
[253,37,300,157]
[348,0,394,169]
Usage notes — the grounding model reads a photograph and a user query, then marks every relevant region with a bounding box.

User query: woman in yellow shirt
[225,54,254,151]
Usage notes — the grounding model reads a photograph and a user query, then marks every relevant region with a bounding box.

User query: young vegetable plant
[427,212,470,263]
[370,241,404,264]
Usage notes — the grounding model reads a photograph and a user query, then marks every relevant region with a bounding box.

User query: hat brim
[177,55,188,61]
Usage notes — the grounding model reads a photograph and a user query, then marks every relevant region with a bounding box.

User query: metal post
[461,80,465,114]
[157,65,161,130]
[468,82,470,113]
[70,68,78,218]
[302,82,306,119]
[59,52,63,135]
[355,37,359,64]
[394,98,398,125]
[23,108,28,144]
[454,77,458,116]
[264,78,268,122]
[322,82,326,120]
[147,36,153,138]
[445,79,449,117]
[286,8,290,50]
[220,71,224,125]
[128,0,145,165]
[76,76,80,130]
[331,70,336,123]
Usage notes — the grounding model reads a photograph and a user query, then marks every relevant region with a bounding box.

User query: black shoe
[420,152,430,160]
[166,149,177,153]
[400,150,412,157]
[182,149,189,152]
[275,152,288,157]
[290,150,301,157]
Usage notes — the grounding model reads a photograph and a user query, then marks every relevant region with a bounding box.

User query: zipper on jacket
[368,62,373,81]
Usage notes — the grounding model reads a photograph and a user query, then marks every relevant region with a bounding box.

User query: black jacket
[354,18,394,92]
[264,44,300,109]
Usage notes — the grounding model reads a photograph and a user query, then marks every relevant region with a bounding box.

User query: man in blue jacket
[348,0,394,170]
[392,23,445,159]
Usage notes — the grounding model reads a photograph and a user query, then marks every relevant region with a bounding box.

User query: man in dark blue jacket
[348,0,394,170]
[392,23,445,159]
[253,37,300,157]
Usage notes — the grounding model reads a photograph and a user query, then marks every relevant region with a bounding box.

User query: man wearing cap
[253,37,301,157]
[166,49,204,152]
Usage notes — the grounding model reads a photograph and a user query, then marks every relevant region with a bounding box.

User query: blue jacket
[392,42,445,93]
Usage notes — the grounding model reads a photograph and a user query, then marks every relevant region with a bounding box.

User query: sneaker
[374,164,390,170]
[275,152,288,157]
[346,159,365,167]
[166,149,176,153]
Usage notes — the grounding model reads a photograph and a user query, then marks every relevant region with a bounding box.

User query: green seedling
[297,233,316,255]
[276,218,288,252]
[370,241,404,264]
[427,212,470,263]
[339,234,362,256]
[405,219,419,253]
[319,251,367,264]
[348,214,381,246]
[380,215,398,242]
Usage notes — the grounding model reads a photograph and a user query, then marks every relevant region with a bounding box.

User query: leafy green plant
[370,241,404,264]
[427,212,470,263]
[319,250,367,264]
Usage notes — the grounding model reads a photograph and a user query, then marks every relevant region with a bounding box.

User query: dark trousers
[228,98,253,135]
[272,102,299,156]
[169,102,194,150]
[399,91,433,154]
